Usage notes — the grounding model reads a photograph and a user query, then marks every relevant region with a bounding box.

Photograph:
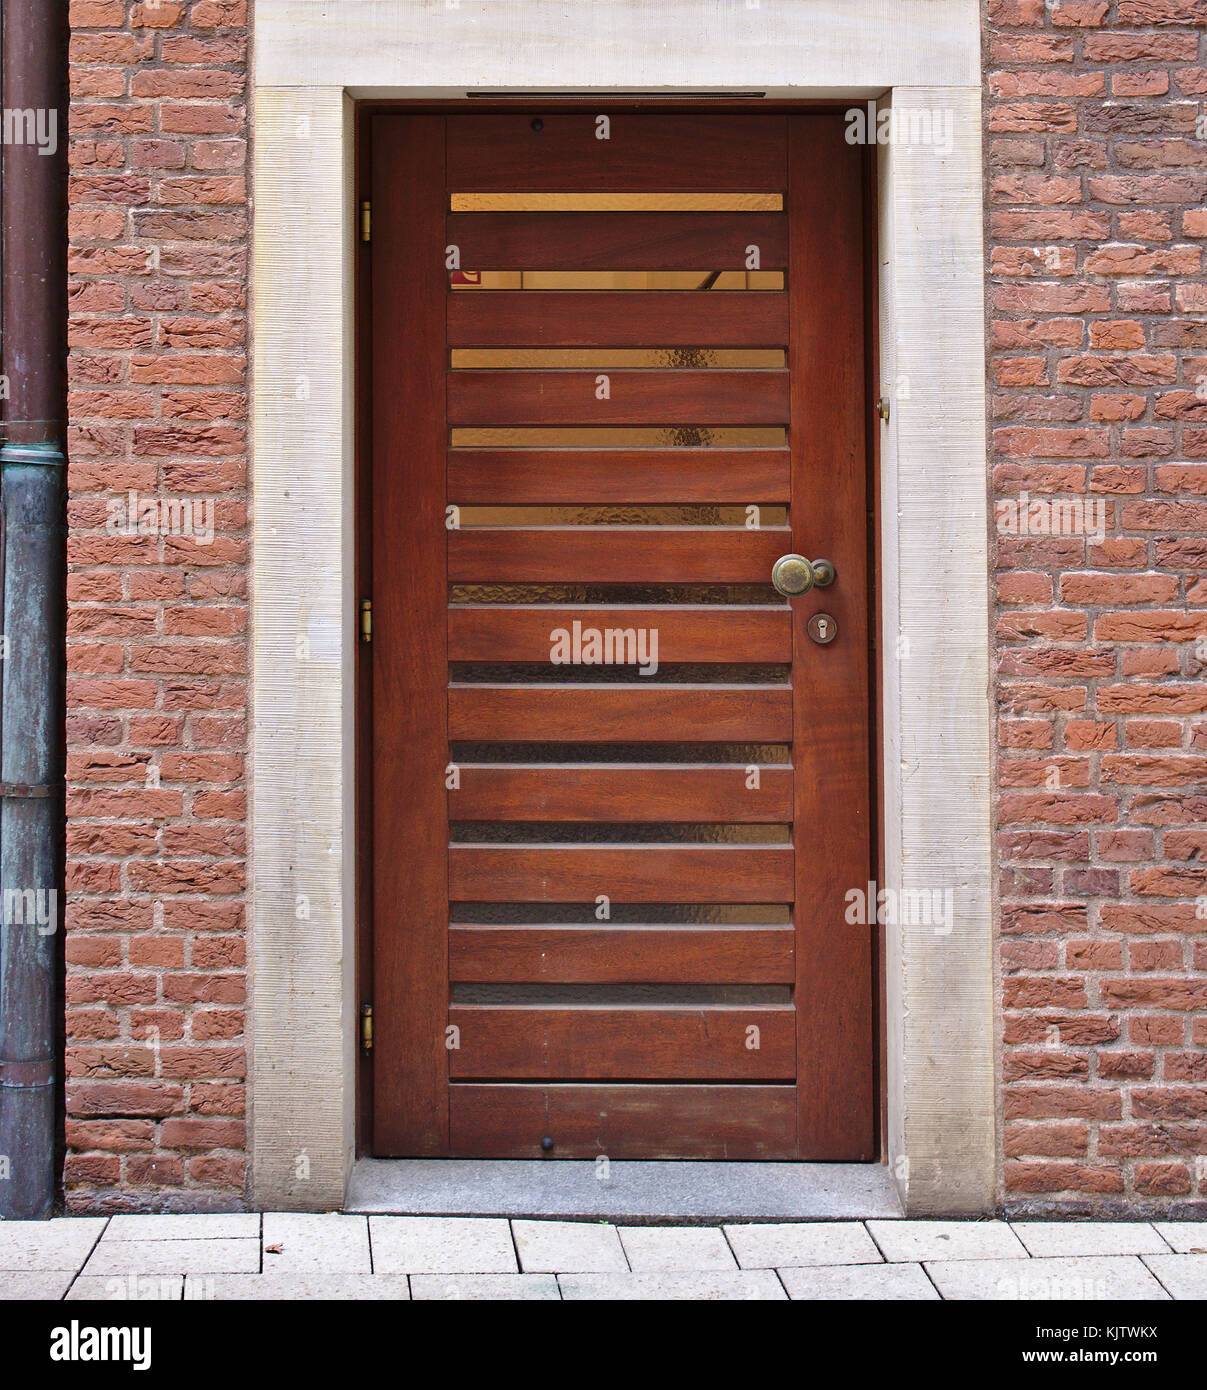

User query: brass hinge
[360,1003,373,1054]
[877,397,890,423]
[360,199,372,243]
[359,598,372,644]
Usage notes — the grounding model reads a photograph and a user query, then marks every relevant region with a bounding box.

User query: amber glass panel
[451,269,783,290]
[450,822,789,844]
[450,583,780,604]
[451,349,784,368]
[456,505,787,527]
[450,664,788,686]
[450,902,791,924]
[451,743,790,763]
[451,193,783,212]
[451,984,793,1004]
[450,427,785,447]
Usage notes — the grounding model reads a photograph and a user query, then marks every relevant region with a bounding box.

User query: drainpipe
[0,0,68,1219]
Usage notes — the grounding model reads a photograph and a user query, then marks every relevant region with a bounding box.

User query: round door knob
[771,554,816,596]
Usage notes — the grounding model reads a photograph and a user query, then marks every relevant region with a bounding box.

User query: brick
[1135,1164,1192,1196]
[1052,0,1108,23]
[64,0,250,1210]
[990,103,1078,133]
[993,0,1207,1189]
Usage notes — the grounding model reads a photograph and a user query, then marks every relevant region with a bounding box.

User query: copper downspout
[0,0,68,1219]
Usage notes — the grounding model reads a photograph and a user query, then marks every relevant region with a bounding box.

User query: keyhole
[808,613,837,645]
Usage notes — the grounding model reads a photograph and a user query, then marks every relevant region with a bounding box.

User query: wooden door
[368,111,873,1160]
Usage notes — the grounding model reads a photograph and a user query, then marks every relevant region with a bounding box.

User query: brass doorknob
[771,554,815,596]
[771,555,837,597]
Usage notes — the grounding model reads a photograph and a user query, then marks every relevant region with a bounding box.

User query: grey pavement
[0,1214,1201,1299]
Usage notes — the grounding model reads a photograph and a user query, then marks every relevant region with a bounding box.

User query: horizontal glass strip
[449,663,789,684]
[451,349,785,368]
[451,984,793,1004]
[451,743,790,763]
[455,505,787,526]
[451,428,786,447]
[449,823,790,844]
[451,584,780,604]
[450,901,791,924]
[452,269,783,290]
[451,192,783,212]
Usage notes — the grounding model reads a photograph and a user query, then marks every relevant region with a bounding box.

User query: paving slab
[262,1212,370,1273]
[105,1214,258,1242]
[369,1216,516,1274]
[725,1220,882,1269]
[0,1218,107,1271]
[411,1274,561,1300]
[513,1219,627,1273]
[778,1262,939,1300]
[1152,1222,1207,1255]
[559,1270,786,1300]
[68,1275,184,1301]
[1142,1254,1207,1300]
[186,1273,410,1300]
[0,1271,74,1299]
[618,1225,736,1272]
[82,1237,259,1276]
[347,1157,901,1220]
[869,1219,1027,1263]
[1011,1221,1167,1258]
[926,1255,1169,1301]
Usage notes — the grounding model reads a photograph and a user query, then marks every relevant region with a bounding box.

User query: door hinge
[360,1003,373,1054]
[360,199,372,243]
[359,598,372,644]
[877,397,890,423]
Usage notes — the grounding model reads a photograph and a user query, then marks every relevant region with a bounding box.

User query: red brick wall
[60,0,1207,1213]
[65,0,249,1211]
[988,0,1207,1213]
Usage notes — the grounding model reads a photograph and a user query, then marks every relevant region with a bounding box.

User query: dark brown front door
[367,110,874,1160]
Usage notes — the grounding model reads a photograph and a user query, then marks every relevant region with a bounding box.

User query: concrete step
[345,1158,902,1222]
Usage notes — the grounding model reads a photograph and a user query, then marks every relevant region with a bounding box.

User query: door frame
[249,0,994,1215]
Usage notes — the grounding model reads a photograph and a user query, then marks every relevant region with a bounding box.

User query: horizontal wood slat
[449,1083,798,1159]
[448,449,791,503]
[447,370,789,427]
[450,764,794,822]
[448,1005,796,1079]
[445,114,788,191]
[447,291,788,347]
[447,685,793,742]
[448,606,791,664]
[448,527,787,583]
[448,844,794,902]
[446,212,788,270]
[449,925,795,983]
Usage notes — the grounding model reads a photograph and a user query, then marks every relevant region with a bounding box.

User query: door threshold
[345,1159,902,1223]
